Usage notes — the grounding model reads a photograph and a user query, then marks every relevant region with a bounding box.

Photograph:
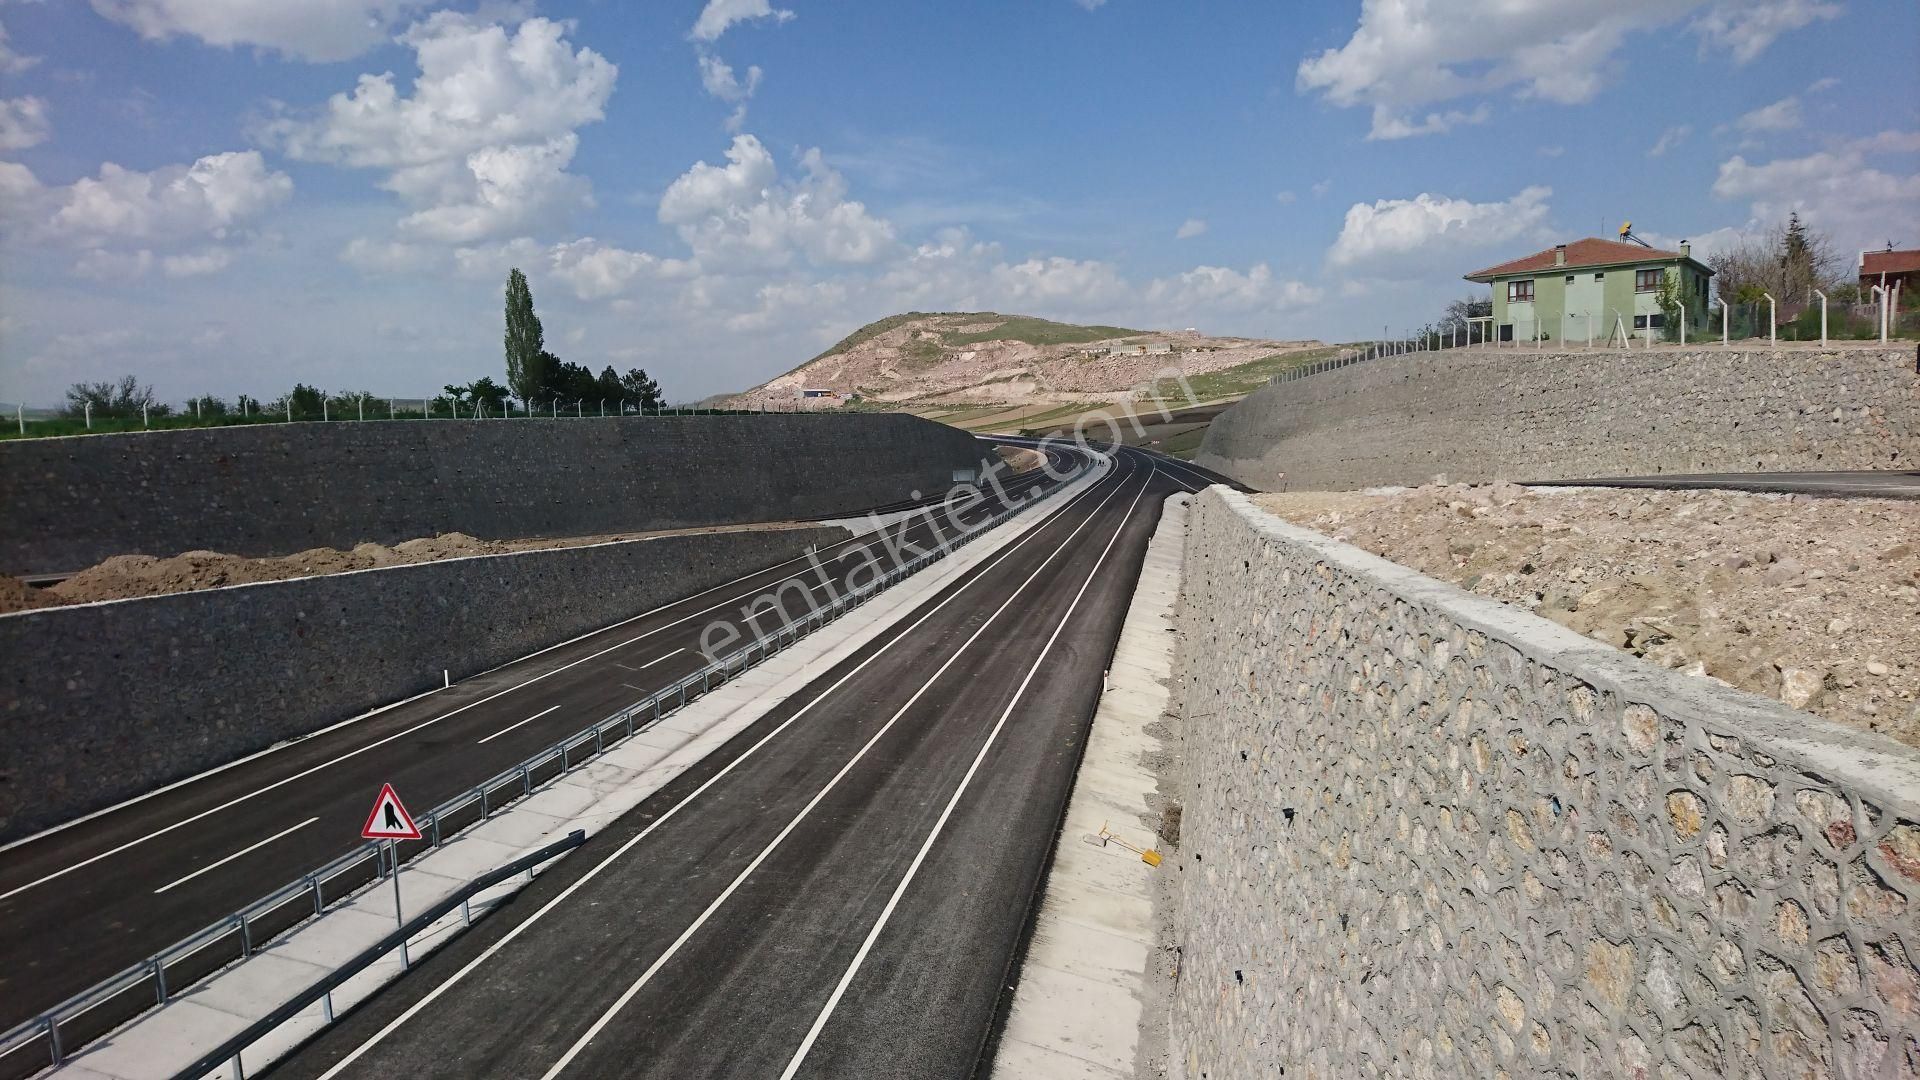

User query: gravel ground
[1254,484,1920,748]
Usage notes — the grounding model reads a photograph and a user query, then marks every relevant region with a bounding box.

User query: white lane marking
[537,464,1145,1080]
[0,516,962,900]
[639,648,686,670]
[610,662,641,672]
[1147,450,1220,489]
[621,683,647,693]
[779,466,1153,1077]
[152,818,320,896]
[477,705,562,746]
[313,455,1122,1080]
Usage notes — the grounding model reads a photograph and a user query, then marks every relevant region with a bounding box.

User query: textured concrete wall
[1196,346,1920,491]
[1169,487,1920,1079]
[0,414,981,575]
[0,525,846,841]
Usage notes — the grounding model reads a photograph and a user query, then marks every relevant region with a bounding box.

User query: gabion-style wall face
[1194,346,1920,491]
[1169,488,1920,1080]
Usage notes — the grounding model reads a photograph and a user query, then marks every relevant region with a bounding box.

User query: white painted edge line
[778,461,1154,1078]
[638,648,686,670]
[534,457,1138,1080]
[309,457,1117,1080]
[477,705,562,746]
[988,489,1189,1079]
[52,458,1110,1080]
[152,819,320,896]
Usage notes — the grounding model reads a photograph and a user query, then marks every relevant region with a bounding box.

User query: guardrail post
[153,958,168,1004]
[238,913,253,957]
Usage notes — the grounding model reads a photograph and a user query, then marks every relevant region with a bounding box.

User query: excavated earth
[1255,484,1920,747]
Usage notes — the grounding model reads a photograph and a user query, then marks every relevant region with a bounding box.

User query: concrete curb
[990,492,1188,1079]
[51,461,1111,1080]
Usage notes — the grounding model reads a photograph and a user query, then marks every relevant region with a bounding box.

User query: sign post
[360,783,424,967]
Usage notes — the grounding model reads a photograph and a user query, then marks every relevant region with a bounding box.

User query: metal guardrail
[0,455,1095,1080]
[173,830,588,1080]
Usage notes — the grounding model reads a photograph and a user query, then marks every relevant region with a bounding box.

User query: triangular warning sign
[361,782,423,841]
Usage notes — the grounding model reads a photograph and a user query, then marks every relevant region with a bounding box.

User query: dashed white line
[639,648,686,669]
[152,818,319,895]
[477,705,562,746]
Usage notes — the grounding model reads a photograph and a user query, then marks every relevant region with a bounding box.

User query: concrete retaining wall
[1196,345,1920,490]
[0,414,981,576]
[1168,486,1920,1078]
[0,525,847,841]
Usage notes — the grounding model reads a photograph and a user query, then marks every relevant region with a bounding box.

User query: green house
[1465,237,1714,345]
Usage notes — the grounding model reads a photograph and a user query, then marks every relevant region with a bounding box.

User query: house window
[1633,313,1666,329]
[1634,314,1648,329]
[1565,275,1575,284]
[1507,279,1534,303]
[1636,268,1663,292]
[1594,272,1604,281]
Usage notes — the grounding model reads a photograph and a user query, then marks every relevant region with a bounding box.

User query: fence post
[322,398,328,422]
[1764,293,1776,347]
[1812,289,1828,345]
[142,403,149,428]
[1717,298,1729,346]
[1677,300,1686,346]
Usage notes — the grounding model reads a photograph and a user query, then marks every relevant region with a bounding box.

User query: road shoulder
[989,491,1188,1080]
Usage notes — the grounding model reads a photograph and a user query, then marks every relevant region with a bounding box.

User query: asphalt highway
[1525,469,1920,499]
[0,449,1078,1038]
[265,447,1228,1080]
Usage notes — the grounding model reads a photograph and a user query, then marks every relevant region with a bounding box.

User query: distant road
[1526,470,1920,499]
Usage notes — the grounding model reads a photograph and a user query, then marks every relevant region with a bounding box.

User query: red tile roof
[1465,237,1697,281]
[1861,249,1920,277]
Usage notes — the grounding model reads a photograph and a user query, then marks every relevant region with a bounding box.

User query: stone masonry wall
[0,525,846,841]
[1196,345,1920,491]
[0,413,981,576]
[1169,486,1920,1079]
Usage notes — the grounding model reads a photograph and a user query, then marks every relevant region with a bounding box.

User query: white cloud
[1327,186,1554,274]
[1075,0,1108,8]
[71,249,156,281]
[659,134,897,269]
[1142,264,1323,314]
[89,0,432,63]
[1735,95,1801,133]
[1807,76,1839,93]
[341,237,439,274]
[545,237,686,300]
[1537,145,1565,158]
[43,151,292,247]
[1647,124,1691,157]
[267,13,616,244]
[1274,190,1297,205]
[1368,104,1490,141]
[0,96,49,151]
[1300,0,1824,138]
[698,54,761,102]
[1175,218,1207,240]
[162,248,234,277]
[1692,0,1841,64]
[1712,146,1920,255]
[0,17,38,74]
[690,0,794,43]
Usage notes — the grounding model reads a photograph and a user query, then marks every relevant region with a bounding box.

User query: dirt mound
[720,311,1321,408]
[0,575,53,614]
[1255,484,1920,746]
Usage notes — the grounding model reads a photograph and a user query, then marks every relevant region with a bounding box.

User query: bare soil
[0,521,822,614]
[995,445,1045,474]
[1254,485,1920,746]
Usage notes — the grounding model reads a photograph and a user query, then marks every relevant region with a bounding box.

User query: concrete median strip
[48,460,1108,1080]
[989,491,1189,1080]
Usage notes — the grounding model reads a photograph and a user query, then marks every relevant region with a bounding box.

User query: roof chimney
[1680,241,1691,259]
[1553,244,1566,267]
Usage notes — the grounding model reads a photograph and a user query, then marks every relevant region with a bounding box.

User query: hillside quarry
[723,311,1320,407]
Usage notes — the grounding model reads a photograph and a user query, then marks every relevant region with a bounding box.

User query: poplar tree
[504,268,547,405]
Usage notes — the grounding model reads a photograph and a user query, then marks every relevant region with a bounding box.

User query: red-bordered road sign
[361,782,423,841]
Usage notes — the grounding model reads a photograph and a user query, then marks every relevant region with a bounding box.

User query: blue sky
[1,0,1915,405]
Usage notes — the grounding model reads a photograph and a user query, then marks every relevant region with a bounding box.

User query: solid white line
[778,462,1153,1077]
[152,818,319,895]
[638,648,686,669]
[537,463,1144,1080]
[476,705,561,746]
[0,518,952,901]
[312,456,1121,1080]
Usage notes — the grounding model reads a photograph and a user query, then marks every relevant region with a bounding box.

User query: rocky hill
[723,312,1321,407]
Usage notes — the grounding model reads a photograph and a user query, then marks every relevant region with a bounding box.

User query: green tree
[1655,269,1684,341]
[64,375,168,420]
[504,268,547,405]
[619,367,663,410]
[444,377,511,414]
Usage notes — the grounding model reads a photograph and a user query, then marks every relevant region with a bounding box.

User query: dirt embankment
[0,522,822,614]
[1254,485,1920,746]
[995,445,1045,474]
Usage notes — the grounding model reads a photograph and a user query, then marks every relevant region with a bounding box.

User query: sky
[0,0,1916,406]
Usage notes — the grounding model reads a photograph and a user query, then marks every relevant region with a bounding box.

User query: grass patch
[938,314,1144,348]
[1179,346,1341,401]
[1155,426,1210,460]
